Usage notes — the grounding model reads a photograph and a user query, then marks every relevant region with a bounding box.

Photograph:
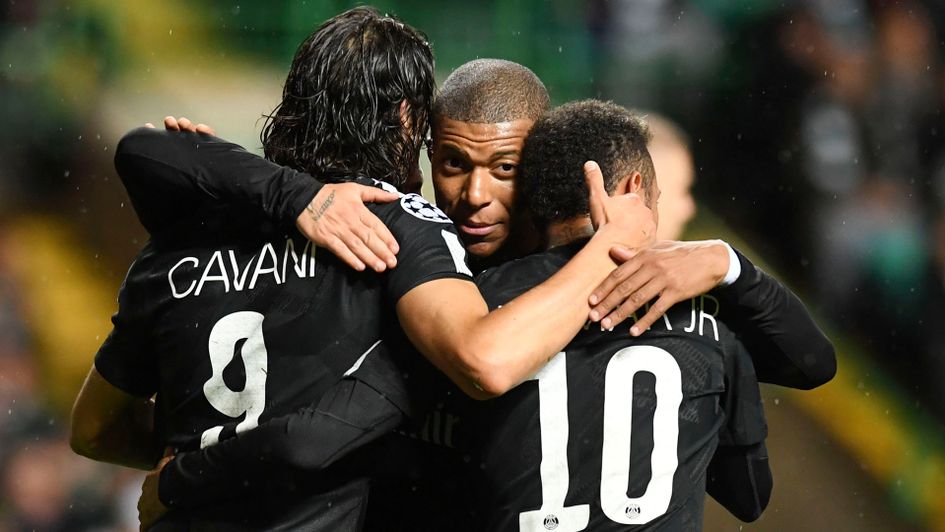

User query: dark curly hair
[261,6,435,187]
[519,99,655,228]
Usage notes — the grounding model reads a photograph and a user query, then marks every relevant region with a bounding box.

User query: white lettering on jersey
[168,257,199,298]
[228,250,255,291]
[249,242,281,290]
[195,251,230,296]
[629,295,720,342]
[682,295,720,342]
[169,238,317,300]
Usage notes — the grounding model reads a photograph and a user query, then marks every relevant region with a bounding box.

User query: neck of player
[545,216,595,250]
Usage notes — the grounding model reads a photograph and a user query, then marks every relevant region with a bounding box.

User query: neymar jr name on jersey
[629,294,723,342]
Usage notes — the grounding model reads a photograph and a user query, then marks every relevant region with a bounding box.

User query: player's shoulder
[476,249,570,303]
[359,179,454,227]
[376,195,450,225]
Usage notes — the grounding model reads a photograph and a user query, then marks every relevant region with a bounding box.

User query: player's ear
[627,171,644,195]
[615,171,643,196]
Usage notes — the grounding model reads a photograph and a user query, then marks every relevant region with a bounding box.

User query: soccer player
[144,100,779,531]
[69,8,653,529]
[130,59,834,528]
[454,99,769,530]
[429,58,834,388]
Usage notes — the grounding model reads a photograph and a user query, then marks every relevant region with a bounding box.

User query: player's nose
[463,168,493,208]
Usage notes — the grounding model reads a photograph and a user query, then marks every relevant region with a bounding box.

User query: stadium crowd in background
[593,0,945,421]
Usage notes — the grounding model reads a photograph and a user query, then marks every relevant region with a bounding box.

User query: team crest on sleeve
[400,194,452,223]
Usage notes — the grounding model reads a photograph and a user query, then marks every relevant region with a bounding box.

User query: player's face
[651,142,695,240]
[429,117,533,259]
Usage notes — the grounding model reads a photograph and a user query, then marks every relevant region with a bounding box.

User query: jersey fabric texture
[94,129,472,530]
[450,239,767,531]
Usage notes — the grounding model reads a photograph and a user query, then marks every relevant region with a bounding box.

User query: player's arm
[138,377,405,528]
[397,164,655,399]
[712,336,772,521]
[712,247,835,389]
[706,442,772,522]
[73,252,162,469]
[114,125,399,272]
[589,242,836,389]
[70,366,161,470]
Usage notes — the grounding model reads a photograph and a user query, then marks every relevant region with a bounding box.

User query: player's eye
[445,158,465,170]
[495,163,517,177]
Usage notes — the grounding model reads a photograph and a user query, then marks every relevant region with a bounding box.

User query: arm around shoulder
[716,247,836,389]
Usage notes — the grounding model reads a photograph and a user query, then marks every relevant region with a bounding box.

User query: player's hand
[296,183,401,272]
[138,454,173,531]
[585,161,656,248]
[589,240,730,335]
[161,116,216,135]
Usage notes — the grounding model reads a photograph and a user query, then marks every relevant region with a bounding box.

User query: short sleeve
[376,194,474,303]
[719,340,768,447]
[93,250,160,398]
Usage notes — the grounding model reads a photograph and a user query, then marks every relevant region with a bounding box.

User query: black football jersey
[94,132,473,529]
[450,240,767,531]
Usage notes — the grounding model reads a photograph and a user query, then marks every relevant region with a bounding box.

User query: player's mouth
[460,221,499,237]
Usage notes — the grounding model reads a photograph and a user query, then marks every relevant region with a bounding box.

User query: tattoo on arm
[306,191,336,223]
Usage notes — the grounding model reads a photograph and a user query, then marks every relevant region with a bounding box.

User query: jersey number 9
[199,311,269,448]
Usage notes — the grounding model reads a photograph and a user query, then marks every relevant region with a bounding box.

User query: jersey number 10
[520,346,682,531]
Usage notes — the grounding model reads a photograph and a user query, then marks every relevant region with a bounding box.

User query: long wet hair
[261,6,435,186]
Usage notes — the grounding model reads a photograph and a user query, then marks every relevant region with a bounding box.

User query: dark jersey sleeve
[93,249,160,398]
[376,194,474,302]
[708,336,771,522]
[719,339,767,447]
[159,377,404,511]
[706,441,772,522]
[713,247,836,390]
[114,127,322,235]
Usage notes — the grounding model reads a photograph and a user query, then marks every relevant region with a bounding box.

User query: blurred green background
[1,1,944,530]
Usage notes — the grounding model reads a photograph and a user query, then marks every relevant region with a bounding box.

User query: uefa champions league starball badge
[400,194,452,223]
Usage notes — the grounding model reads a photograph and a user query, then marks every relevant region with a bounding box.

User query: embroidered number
[521,346,682,530]
[199,311,269,448]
